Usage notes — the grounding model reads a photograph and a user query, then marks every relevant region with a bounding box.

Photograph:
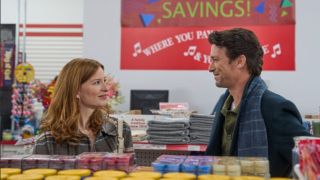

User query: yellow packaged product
[129,172,162,179]
[0,168,21,176]
[94,170,127,178]
[213,164,227,175]
[163,172,196,180]
[58,169,91,177]
[226,164,241,176]
[46,175,81,180]
[240,159,255,175]
[121,178,154,180]
[233,176,264,180]
[7,174,44,180]
[1,174,8,180]
[84,177,117,180]
[254,160,269,177]
[23,168,57,177]
[198,174,230,180]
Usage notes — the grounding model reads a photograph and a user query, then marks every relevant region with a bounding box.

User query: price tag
[188,145,200,151]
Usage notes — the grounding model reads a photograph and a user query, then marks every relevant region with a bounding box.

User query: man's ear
[236,55,246,69]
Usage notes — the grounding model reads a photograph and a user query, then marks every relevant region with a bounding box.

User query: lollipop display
[10,63,36,139]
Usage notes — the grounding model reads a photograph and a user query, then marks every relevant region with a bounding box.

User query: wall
[1,0,83,24]
[83,0,320,115]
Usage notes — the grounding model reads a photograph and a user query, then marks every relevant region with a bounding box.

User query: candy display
[11,82,36,139]
[0,154,272,179]
[151,155,269,178]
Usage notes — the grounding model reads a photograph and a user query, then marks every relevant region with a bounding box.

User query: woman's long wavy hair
[40,58,111,143]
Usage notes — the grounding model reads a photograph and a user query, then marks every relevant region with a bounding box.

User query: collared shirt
[33,120,133,155]
[220,95,239,156]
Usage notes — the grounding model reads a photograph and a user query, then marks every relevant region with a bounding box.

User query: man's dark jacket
[205,78,311,177]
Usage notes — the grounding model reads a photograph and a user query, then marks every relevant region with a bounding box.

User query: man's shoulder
[261,90,301,120]
[261,90,290,106]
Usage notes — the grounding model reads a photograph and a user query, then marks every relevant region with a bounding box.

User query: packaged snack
[129,171,162,179]
[23,168,57,177]
[46,175,81,180]
[0,168,21,176]
[49,155,76,170]
[0,155,30,168]
[94,170,127,179]
[152,155,186,173]
[7,174,43,180]
[198,174,230,180]
[163,172,196,180]
[181,156,213,175]
[58,169,91,178]
[22,154,51,170]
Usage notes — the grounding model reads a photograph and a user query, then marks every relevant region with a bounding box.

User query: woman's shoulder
[101,117,131,136]
[35,131,55,143]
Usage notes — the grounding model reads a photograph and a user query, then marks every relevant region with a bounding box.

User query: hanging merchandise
[14,63,35,83]
[11,62,36,139]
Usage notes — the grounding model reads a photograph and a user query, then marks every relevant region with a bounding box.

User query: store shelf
[133,142,207,151]
[0,140,16,145]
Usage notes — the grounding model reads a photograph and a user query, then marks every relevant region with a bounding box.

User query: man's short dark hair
[208,28,264,76]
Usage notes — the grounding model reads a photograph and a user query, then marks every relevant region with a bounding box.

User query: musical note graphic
[183,46,197,56]
[271,43,281,58]
[132,42,142,57]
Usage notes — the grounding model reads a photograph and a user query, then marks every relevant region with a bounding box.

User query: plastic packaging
[49,155,76,170]
[163,172,196,180]
[0,168,21,176]
[58,169,91,178]
[129,171,162,179]
[94,170,127,179]
[7,174,44,180]
[45,175,81,180]
[23,168,57,177]
[22,154,51,170]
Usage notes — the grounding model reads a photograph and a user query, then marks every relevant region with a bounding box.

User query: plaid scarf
[237,76,268,157]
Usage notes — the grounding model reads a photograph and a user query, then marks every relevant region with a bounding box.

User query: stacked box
[212,156,241,176]
[76,152,107,172]
[181,156,213,175]
[152,155,186,173]
[49,155,76,170]
[22,155,51,170]
[0,155,30,168]
[102,153,135,172]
